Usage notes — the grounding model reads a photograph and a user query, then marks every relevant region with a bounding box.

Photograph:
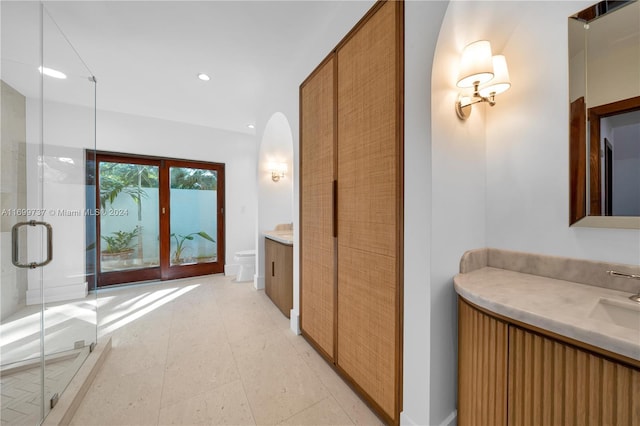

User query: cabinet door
[508,326,640,425]
[458,299,508,426]
[265,238,275,302]
[274,243,293,317]
[336,1,403,421]
[300,54,336,359]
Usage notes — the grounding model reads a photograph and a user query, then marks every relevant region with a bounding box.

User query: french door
[95,153,225,286]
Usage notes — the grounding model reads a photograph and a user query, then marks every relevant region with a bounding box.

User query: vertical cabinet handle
[271,261,275,277]
[333,180,338,238]
[12,220,53,269]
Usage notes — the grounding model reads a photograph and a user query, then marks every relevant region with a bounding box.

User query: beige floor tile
[157,379,255,426]
[296,341,385,426]
[161,339,239,407]
[69,365,164,426]
[219,304,279,344]
[234,331,329,425]
[68,275,379,426]
[99,338,169,378]
[279,396,354,426]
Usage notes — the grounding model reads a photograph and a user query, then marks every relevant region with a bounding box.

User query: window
[94,153,225,286]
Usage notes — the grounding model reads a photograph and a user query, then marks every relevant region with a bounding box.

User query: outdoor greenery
[99,162,158,261]
[170,168,217,190]
[171,231,216,263]
[101,228,139,254]
[99,162,217,269]
[99,163,158,216]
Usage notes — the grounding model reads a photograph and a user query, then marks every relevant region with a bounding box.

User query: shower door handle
[12,220,53,269]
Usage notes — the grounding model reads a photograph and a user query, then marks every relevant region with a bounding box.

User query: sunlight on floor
[99,284,199,336]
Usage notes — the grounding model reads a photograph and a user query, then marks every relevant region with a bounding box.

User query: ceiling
[1,1,373,135]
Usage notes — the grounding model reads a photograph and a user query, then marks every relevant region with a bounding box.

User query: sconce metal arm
[456,82,496,120]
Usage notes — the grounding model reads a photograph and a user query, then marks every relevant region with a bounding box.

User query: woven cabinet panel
[300,56,336,357]
[336,1,401,420]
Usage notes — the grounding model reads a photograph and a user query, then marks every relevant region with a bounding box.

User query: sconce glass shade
[456,40,494,88]
[478,55,511,97]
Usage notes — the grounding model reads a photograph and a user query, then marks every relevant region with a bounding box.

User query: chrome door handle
[12,220,53,269]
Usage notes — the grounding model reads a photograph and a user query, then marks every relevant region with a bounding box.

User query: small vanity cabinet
[455,248,640,425]
[264,237,293,318]
[458,299,640,426]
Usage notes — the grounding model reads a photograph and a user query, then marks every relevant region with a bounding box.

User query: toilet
[234,250,255,282]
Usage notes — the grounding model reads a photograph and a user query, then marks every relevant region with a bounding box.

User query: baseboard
[43,336,112,426]
[400,411,419,426]
[26,282,87,305]
[224,264,240,276]
[440,410,457,426]
[254,274,264,290]
[289,309,300,335]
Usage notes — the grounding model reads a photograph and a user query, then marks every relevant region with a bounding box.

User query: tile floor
[70,275,383,426]
[1,354,78,425]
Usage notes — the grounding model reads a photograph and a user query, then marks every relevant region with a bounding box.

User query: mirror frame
[568,0,640,229]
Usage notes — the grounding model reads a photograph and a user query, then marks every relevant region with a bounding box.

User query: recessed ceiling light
[247,124,255,129]
[197,73,211,81]
[38,66,66,79]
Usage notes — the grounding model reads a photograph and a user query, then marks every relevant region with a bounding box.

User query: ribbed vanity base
[509,326,639,425]
[458,297,508,425]
[458,298,640,426]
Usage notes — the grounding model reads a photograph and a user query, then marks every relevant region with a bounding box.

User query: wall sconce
[455,40,511,120]
[269,162,287,182]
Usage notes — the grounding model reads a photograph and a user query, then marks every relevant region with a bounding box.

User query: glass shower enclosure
[1,2,97,424]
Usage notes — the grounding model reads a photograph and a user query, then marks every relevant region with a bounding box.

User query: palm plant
[99,163,158,261]
[101,228,139,254]
[171,231,215,263]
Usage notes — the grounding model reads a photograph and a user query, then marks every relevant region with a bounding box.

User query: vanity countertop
[454,266,640,362]
[264,230,293,245]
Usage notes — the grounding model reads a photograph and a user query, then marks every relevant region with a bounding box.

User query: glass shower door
[0,2,97,423]
[40,4,97,419]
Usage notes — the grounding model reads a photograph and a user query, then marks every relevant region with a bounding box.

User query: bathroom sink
[589,298,640,332]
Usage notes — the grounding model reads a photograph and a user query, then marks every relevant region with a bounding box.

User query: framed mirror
[568,0,640,229]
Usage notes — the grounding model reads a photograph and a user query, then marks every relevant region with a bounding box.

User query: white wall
[585,0,640,108]
[256,112,294,291]
[402,1,448,425]
[96,106,258,267]
[24,98,94,304]
[612,124,640,216]
[1,81,28,320]
[246,2,640,425]
[252,0,376,335]
[484,1,640,264]
[428,1,640,423]
[26,100,258,290]
[430,1,501,423]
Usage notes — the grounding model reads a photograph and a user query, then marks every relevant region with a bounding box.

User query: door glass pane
[99,162,159,272]
[42,2,98,417]
[169,167,217,265]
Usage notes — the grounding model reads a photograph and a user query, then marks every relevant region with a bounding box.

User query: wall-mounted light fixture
[455,40,511,120]
[269,162,287,182]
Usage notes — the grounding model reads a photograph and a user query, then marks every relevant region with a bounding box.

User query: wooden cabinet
[300,1,403,424]
[300,54,336,360]
[264,238,293,318]
[458,298,640,426]
[458,298,508,425]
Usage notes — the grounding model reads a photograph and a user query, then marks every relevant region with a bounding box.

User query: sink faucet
[607,270,640,302]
